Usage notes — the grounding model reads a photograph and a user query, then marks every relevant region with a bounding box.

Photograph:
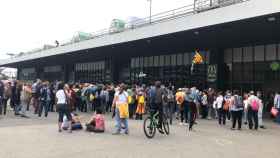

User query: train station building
[1,0,280,93]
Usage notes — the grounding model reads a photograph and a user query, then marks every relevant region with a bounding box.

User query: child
[86,108,105,133]
[62,113,83,130]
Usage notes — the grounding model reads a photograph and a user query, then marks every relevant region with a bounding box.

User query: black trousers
[129,103,136,118]
[201,105,208,119]
[231,110,243,129]
[218,108,226,125]
[151,103,163,128]
[1,98,9,115]
[248,107,258,130]
[180,101,189,123]
[189,102,197,130]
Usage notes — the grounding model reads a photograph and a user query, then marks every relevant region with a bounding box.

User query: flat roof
[1,0,279,66]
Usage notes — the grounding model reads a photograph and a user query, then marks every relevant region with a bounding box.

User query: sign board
[207,65,217,82]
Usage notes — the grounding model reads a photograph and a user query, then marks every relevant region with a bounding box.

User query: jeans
[218,108,226,125]
[38,100,50,117]
[129,103,136,119]
[248,107,258,130]
[114,107,128,133]
[276,108,280,124]
[163,102,174,124]
[20,100,28,115]
[232,110,243,129]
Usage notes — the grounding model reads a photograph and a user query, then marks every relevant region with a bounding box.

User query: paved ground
[0,110,280,158]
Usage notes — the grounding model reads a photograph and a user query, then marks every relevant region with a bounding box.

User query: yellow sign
[192,51,203,64]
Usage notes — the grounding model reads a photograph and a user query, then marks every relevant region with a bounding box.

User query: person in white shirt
[56,82,72,133]
[243,93,249,125]
[112,84,129,135]
[214,92,225,125]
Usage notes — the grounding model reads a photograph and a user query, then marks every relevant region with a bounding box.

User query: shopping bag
[118,103,129,119]
[271,107,279,117]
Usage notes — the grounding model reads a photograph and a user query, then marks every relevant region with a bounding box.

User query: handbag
[118,103,129,119]
[271,107,279,117]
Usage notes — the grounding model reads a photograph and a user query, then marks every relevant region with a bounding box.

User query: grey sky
[0,0,193,59]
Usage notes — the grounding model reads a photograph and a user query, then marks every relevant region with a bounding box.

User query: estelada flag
[192,51,203,64]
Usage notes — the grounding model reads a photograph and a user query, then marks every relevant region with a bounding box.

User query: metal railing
[14,0,249,58]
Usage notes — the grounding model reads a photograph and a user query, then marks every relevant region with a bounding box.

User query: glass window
[243,46,253,62]
[144,57,149,67]
[183,53,190,65]
[159,55,164,66]
[233,48,242,62]
[224,48,232,63]
[154,56,159,67]
[254,45,264,61]
[205,50,210,64]
[171,54,176,66]
[139,57,144,68]
[101,61,105,69]
[131,58,135,68]
[149,56,153,67]
[177,54,183,65]
[165,55,171,66]
[135,57,139,68]
[278,43,280,60]
[266,44,276,61]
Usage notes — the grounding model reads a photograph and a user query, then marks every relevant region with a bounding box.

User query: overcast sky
[0,0,193,59]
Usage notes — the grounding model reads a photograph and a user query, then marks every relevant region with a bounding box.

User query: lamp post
[147,0,152,23]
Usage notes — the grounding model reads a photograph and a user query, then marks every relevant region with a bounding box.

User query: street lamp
[147,0,152,23]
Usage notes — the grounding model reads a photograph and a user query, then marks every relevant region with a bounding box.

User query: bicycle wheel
[143,117,156,139]
[162,114,170,135]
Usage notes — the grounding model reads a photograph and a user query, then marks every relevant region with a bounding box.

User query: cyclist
[149,81,165,133]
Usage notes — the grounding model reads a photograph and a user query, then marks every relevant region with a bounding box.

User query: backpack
[251,99,259,111]
[40,87,48,101]
[149,88,156,104]
[234,95,243,109]
[223,99,230,110]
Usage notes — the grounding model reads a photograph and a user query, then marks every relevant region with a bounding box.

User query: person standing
[188,91,197,131]
[166,87,175,125]
[112,84,129,135]
[207,88,215,119]
[56,82,72,133]
[31,79,41,114]
[243,93,249,125]
[2,82,12,115]
[11,81,22,116]
[0,80,4,115]
[214,92,226,125]
[38,82,52,117]
[231,90,244,130]
[247,91,260,130]
[175,88,185,125]
[201,91,208,119]
[136,90,145,120]
[20,83,31,118]
[257,91,266,129]
[273,92,280,124]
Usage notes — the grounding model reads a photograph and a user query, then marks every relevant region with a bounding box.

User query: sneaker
[183,122,188,126]
[260,126,266,129]
[179,122,184,126]
[124,131,129,135]
[112,131,120,135]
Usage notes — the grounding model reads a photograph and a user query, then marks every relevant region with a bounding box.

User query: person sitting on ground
[85,108,105,133]
[62,113,83,130]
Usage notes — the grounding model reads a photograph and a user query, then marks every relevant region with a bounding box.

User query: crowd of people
[0,79,280,135]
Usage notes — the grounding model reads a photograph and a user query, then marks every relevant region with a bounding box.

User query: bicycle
[143,111,170,139]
